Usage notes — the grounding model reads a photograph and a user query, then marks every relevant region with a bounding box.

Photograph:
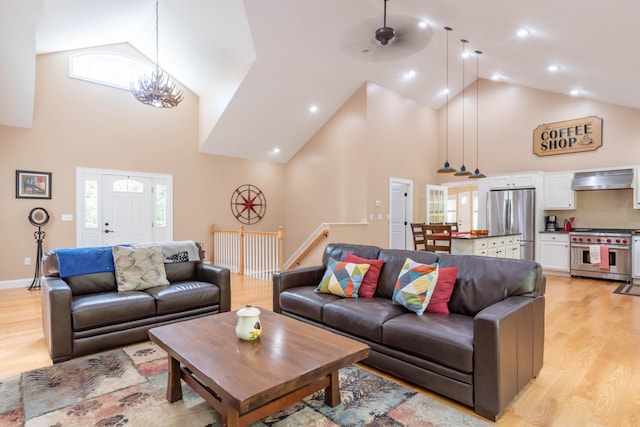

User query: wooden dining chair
[445,222,458,233]
[410,223,427,250]
[422,224,453,253]
[430,222,458,232]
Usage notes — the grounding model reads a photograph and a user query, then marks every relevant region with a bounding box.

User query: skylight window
[69,53,154,91]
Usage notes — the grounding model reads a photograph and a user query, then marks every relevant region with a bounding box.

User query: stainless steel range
[569,228,632,282]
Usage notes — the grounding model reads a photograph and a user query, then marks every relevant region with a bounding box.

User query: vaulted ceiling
[3,0,640,163]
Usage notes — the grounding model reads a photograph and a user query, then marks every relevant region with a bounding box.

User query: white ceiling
[3,0,640,163]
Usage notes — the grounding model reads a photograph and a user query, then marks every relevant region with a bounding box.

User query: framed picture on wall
[16,170,52,199]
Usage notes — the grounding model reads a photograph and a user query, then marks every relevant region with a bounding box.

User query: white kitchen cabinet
[505,235,521,259]
[489,174,537,190]
[543,172,576,210]
[452,234,520,258]
[633,236,640,283]
[634,168,640,209]
[539,233,570,274]
[489,236,507,258]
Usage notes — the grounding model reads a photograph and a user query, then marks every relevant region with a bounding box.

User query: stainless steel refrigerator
[487,188,535,260]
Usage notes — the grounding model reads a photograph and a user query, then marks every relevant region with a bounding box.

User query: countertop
[540,229,640,234]
[452,232,520,240]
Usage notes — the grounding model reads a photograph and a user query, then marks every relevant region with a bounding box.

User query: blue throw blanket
[56,246,117,278]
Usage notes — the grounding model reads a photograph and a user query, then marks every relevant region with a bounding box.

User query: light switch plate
[61,214,73,222]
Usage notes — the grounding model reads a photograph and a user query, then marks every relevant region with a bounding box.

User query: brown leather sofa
[273,243,545,421]
[41,241,231,363]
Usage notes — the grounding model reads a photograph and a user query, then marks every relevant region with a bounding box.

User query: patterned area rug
[613,283,640,296]
[0,342,492,427]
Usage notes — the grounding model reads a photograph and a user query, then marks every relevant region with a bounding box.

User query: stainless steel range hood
[571,169,634,191]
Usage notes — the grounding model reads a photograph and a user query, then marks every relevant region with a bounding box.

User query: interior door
[457,191,471,232]
[390,183,408,249]
[102,175,152,245]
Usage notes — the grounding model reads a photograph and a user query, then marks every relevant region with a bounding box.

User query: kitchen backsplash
[545,189,640,230]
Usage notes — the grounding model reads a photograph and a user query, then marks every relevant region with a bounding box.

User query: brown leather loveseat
[41,241,231,363]
[273,243,545,421]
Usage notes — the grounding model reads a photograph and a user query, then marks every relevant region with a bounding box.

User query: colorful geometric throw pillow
[316,257,371,298]
[344,253,384,298]
[392,258,439,315]
[426,266,458,314]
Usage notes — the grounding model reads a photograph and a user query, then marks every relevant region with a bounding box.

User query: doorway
[457,191,471,231]
[389,178,413,249]
[76,167,173,247]
[442,183,479,232]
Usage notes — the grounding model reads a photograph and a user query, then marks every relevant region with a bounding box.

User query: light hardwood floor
[1,274,639,426]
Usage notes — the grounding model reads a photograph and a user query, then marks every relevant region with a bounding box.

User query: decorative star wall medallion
[230,184,266,225]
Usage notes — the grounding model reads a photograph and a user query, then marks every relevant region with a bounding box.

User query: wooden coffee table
[148,309,370,427]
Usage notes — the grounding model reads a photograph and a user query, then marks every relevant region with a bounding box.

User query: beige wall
[283,82,438,255]
[439,79,640,178]
[0,46,285,282]
[283,84,368,256]
[365,83,438,244]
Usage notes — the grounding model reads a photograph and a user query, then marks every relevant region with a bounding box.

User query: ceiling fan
[340,0,432,62]
[375,0,396,45]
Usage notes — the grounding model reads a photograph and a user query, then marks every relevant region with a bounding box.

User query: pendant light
[437,27,456,173]
[454,39,472,176]
[131,0,183,108]
[469,50,486,179]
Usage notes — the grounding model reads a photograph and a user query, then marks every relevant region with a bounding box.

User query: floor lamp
[28,207,50,290]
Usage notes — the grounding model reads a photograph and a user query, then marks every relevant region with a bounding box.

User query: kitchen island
[451,232,521,258]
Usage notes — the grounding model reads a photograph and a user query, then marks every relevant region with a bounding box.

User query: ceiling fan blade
[340,15,433,62]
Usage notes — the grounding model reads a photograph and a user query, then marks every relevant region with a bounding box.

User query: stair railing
[211,225,284,280]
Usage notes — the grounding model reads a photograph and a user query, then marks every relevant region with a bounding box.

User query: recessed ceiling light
[570,89,580,96]
[273,147,281,153]
[491,74,501,81]
[516,29,529,38]
[309,105,318,113]
[418,21,428,29]
[548,65,559,72]
[443,87,450,95]
[405,70,416,79]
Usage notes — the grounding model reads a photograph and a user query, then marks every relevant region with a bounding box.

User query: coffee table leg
[167,355,183,402]
[324,371,340,407]
[223,406,240,427]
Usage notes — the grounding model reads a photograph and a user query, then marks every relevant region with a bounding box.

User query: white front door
[76,168,173,248]
[102,175,152,245]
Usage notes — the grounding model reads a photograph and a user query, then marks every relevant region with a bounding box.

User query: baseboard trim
[0,278,32,290]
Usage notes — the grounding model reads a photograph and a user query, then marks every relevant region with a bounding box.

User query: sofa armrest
[473,295,545,420]
[272,266,326,313]
[195,263,231,313]
[41,277,73,363]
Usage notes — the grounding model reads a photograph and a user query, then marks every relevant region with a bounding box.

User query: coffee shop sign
[533,116,602,156]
